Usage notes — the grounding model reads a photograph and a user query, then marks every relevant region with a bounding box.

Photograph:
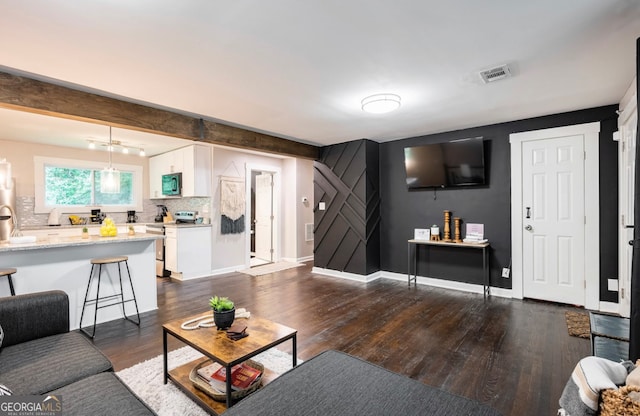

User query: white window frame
[34,156,143,214]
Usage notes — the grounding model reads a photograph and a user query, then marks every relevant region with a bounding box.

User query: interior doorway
[246,165,280,268]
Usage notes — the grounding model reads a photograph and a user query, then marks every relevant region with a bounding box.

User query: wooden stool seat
[0,268,16,296]
[0,268,17,277]
[91,256,128,265]
[80,256,139,338]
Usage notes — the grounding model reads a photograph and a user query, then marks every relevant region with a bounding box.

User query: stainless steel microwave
[162,173,182,196]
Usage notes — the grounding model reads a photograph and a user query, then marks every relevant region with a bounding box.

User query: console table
[407,239,491,297]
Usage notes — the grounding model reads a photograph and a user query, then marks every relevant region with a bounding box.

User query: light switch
[319,202,326,211]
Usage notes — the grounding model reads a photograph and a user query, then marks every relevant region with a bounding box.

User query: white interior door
[618,79,637,317]
[509,122,600,310]
[521,135,585,305]
[255,173,273,263]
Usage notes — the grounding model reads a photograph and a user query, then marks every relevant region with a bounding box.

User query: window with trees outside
[34,156,143,214]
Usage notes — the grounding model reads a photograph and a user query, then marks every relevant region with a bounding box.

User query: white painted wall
[297,159,314,260]
[209,148,314,272]
[210,148,283,271]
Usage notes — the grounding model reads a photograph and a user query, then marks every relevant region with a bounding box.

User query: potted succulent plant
[81,226,89,239]
[209,296,235,329]
[128,225,135,236]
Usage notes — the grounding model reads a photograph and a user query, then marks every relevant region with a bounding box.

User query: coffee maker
[155,205,167,223]
[127,210,138,223]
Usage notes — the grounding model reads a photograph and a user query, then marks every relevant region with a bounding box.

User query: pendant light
[0,158,12,190]
[100,127,120,194]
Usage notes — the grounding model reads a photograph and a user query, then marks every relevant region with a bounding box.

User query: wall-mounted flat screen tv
[404,137,485,189]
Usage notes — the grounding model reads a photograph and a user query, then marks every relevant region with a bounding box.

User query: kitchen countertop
[20,223,156,231]
[162,223,212,228]
[0,233,159,253]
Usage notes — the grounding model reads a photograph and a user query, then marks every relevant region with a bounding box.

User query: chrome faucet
[0,205,21,237]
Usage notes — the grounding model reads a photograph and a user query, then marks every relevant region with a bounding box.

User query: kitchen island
[0,233,158,330]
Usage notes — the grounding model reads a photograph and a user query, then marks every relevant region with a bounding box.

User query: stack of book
[196,361,262,394]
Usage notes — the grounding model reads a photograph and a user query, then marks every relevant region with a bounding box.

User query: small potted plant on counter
[209,296,235,329]
[81,226,89,239]
[128,225,135,236]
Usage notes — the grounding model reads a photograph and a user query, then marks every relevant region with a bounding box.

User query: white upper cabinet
[149,144,212,198]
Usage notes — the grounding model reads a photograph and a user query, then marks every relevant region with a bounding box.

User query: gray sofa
[225,349,501,416]
[0,290,155,416]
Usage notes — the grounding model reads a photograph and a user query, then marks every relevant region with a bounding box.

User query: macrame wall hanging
[220,176,245,235]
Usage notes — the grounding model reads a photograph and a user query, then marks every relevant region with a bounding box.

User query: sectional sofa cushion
[49,372,155,416]
[0,331,113,395]
[224,350,500,416]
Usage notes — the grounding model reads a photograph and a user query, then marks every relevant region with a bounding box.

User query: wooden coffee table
[163,313,297,415]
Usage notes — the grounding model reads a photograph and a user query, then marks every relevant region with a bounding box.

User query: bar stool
[79,256,140,338]
[0,268,16,296]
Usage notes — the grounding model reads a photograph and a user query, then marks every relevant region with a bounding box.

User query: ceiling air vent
[479,64,512,84]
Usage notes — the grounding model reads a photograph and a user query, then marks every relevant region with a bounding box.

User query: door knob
[524,225,533,231]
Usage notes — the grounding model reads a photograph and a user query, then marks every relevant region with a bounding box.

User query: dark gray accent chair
[0,290,155,415]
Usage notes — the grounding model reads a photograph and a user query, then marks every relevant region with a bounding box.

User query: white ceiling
[0,0,639,153]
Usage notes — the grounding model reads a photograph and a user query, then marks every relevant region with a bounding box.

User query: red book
[210,362,262,391]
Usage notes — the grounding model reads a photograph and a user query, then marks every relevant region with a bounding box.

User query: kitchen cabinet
[149,145,212,199]
[164,225,212,280]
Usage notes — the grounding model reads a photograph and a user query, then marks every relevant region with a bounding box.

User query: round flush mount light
[361,93,401,114]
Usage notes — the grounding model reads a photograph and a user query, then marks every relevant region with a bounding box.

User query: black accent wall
[314,140,380,275]
[315,105,619,303]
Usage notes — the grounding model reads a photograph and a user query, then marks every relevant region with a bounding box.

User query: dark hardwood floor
[89,262,590,416]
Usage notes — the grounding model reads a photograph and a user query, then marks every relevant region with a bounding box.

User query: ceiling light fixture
[87,138,144,157]
[100,126,121,194]
[361,93,401,114]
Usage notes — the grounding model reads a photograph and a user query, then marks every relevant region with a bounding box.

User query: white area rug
[116,346,298,416]
[239,261,303,276]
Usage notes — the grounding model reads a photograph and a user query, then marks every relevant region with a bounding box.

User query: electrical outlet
[502,267,510,278]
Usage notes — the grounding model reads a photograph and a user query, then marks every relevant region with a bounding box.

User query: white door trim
[245,164,282,269]
[510,122,600,310]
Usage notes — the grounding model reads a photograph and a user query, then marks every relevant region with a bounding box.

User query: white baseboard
[311,267,383,283]
[382,271,511,298]
[311,269,513,298]
[281,255,314,264]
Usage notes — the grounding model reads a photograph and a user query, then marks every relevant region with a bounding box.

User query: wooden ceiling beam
[0,71,319,159]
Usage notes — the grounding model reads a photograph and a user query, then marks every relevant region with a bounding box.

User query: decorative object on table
[463,223,488,243]
[430,225,440,241]
[453,217,462,243]
[189,359,264,402]
[442,210,452,242]
[220,176,245,235]
[413,228,430,241]
[227,323,248,341]
[99,217,118,237]
[82,226,89,239]
[179,308,251,330]
[209,296,236,329]
[128,225,135,236]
